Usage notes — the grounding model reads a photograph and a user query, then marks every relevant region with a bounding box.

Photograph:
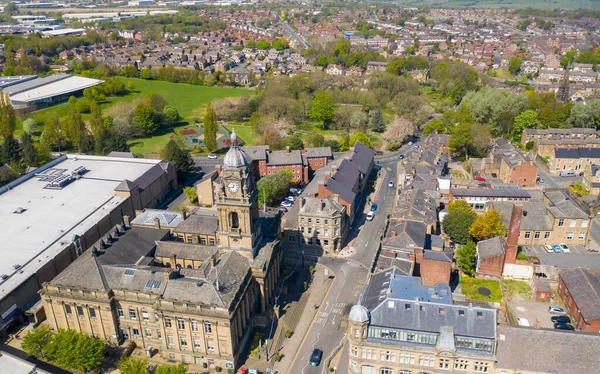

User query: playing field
[390,0,600,10]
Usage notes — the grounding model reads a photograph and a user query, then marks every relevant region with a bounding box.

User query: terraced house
[40,132,282,371]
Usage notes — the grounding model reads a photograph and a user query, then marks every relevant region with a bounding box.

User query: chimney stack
[505,205,523,264]
[391,230,396,238]
[123,215,131,226]
[181,210,187,221]
[154,217,161,229]
[286,146,290,153]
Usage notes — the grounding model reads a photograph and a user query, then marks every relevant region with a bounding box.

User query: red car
[475,176,486,182]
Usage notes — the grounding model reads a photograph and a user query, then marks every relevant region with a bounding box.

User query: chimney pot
[154,217,161,229]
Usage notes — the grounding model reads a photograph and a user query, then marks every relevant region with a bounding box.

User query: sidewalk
[271,263,334,374]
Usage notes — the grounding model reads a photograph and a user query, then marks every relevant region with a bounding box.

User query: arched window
[230,212,239,229]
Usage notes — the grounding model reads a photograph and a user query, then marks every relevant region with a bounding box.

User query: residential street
[286,153,401,374]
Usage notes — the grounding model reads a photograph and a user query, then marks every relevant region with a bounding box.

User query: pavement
[285,144,404,374]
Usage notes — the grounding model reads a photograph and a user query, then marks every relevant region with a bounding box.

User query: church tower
[216,130,260,257]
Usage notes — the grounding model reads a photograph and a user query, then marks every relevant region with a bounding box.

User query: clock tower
[216,130,260,257]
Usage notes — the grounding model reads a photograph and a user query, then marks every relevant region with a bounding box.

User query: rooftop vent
[12,264,21,270]
[123,268,136,276]
[13,207,26,214]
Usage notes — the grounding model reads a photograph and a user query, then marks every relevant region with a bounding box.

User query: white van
[516,317,530,327]
[560,171,576,177]
[366,211,375,221]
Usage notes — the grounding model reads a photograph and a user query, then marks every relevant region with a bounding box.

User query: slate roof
[560,268,600,322]
[423,250,453,262]
[242,145,269,161]
[304,147,333,158]
[383,220,427,251]
[299,196,345,216]
[155,241,219,262]
[267,149,303,166]
[134,163,166,190]
[175,213,219,235]
[496,325,600,374]
[114,179,138,192]
[477,237,504,259]
[555,147,600,159]
[349,141,374,175]
[451,188,530,199]
[323,177,357,205]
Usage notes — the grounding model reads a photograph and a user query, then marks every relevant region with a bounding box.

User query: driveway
[510,297,558,329]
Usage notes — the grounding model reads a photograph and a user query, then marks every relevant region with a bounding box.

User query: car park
[548,306,566,315]
[366,211,375,221]
[551,316,571,324]
[554,323,575,330]
[388,180,394,187]
[544,245,554,254]
[559,243,570,253]
[309,348,323,366]
[207,153,218,159]
[370,203,377,212]
[551,245,562,253]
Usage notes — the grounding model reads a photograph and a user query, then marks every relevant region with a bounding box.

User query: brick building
[558,268,600,333]
[449,188,531,212]
[479,139,538,187]
[476,237,505,276]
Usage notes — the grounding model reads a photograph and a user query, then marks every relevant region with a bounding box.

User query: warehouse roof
[9,75,103,104]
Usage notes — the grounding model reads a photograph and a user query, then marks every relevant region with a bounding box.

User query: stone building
[582,164,600,196]
[347,269,496,374]
[558,268,600,333]
[479,139,538,187]
[40,131,282,371]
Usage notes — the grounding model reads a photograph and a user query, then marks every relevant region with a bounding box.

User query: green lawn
[461,276,503,303]
[26,78,253,156]
[222,123,260,145]
[296,123,345,139]
[503,279,532,300]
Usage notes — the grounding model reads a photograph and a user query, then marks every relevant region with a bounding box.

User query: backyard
[461,276,503,303]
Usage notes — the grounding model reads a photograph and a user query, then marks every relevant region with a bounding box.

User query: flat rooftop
[9,75,103,103]
[0,155,164,302]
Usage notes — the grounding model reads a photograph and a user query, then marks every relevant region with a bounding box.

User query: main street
[287,146,408,374]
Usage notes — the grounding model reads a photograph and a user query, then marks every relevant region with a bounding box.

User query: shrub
[184,186,198,204]
[517,252,528,261]
[22,118,40,134]
[76,98,91,113]
[285,329,293,338]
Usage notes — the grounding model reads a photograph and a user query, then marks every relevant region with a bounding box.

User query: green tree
[40,114,66,152]
[512,110,539,141]
[22,118,40,134]
[203,101,218,152]
[163,105,180,126]
[386,58,407,75]
[442,207,477,245]
[469,209,506,241]
[155,363,187,374]
[89,99,104,139]
[448,200,475,214]
[160,140,195,182]
[284,135,304,150]
[338,133,351,152]
[350,131,372,148]
[448,121,473,159]
[449,80,467,105]
[118,357,148,374]
[134,103,158,135]
[184,186,198,204]
[0,100,16,138]
[145,92,168,113]
[369,109,386,132]
[508,57,522,76]
[65,96,87,151]
[44,330,105,373]
[314,55,329,67]
[422,118,447,136]
[308,91,336,129]
[21,132,37,167]
[456,240,477,276]
[307,133,325,147]
[1,134,20,164]
[21,326,53,359]
[257,169,294,206]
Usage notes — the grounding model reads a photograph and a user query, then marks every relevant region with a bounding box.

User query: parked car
[551,315,571,324]
[290,188,302,195]
[366,211,375,221]
[399,154,405,160]
[559,243,570,253]
[554,323,575,330]
[408,141,413,146]
[544,245,554,254]
[560,171,576,177]
[516,317,530,327]
[475,176,486,182]
[370,203,378,212]
[207,153,218,159]
[280,200,293,208]
[551,245,562,253]
[388,180,394,187]
[548,306,566,315]
[286,196,295,202]
[309,348,323,366]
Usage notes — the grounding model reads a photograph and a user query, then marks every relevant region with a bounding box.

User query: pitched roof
[305,147,333,158]
[560,268,600,322]
[477,236,505,259]
[349,141,374,175]
[134,163,166,190]
[175,214,219,236]
[383,220,427,250]
[267,149,303,166]
[115,179,138,192]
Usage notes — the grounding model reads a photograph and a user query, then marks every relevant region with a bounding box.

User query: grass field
[390,0,600,10]
[27,78,252,155]
[222,123,260,145]
[461,276,503,303]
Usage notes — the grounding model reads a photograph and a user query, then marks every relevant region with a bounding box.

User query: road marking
[331,316,336,325]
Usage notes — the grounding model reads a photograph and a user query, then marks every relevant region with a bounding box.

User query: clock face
[228,182,239,193]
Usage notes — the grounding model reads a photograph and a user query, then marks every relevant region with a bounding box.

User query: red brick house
[476,236,505,276]
[558,268,600,333]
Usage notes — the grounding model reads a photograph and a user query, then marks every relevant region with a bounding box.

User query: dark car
[551,316,571,324]
[370,203,378,212]
[399,154,405,160]
[554,323,575,330]
[309,348,323,366]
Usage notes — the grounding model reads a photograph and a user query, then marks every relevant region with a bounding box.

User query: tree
[145,92,168,113]
[284,135,304,150]
[512,110,539,141]
[204,101,218,152]
[508,57,522,76]
[350,131,372,148]
[89,99,104,139]
[163,105,180,126]
[567,100,600,128]
[44,329,105,373]
[369,109,386,132]
[449,80,467,105]
[382,116,415,146]
[442,205,476,245]
[448,200,474,214]
[449,121,473,159]
[456,240,477,276]
[1,134,20,164]
[118,357,148,374]
[184,186,198,204]
[257,170,294,206]
[21,132,37,167]
[21,326,53,359]
[307,133,325,147]
[470,209,506,241]
[160,140,195,182]
[386,58,407,75]
[22,118,40,134]
[134,103,158,135]
[155,363,187,374]
[308,91,336,129]
[422,119,447,137]
[0,99,16,138]
[65,96,87,151]
[40,114,66,152]
[469,123,491,155]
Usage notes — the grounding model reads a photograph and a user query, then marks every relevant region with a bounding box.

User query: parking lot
[510,298,562,330]
[523,245,600,270]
